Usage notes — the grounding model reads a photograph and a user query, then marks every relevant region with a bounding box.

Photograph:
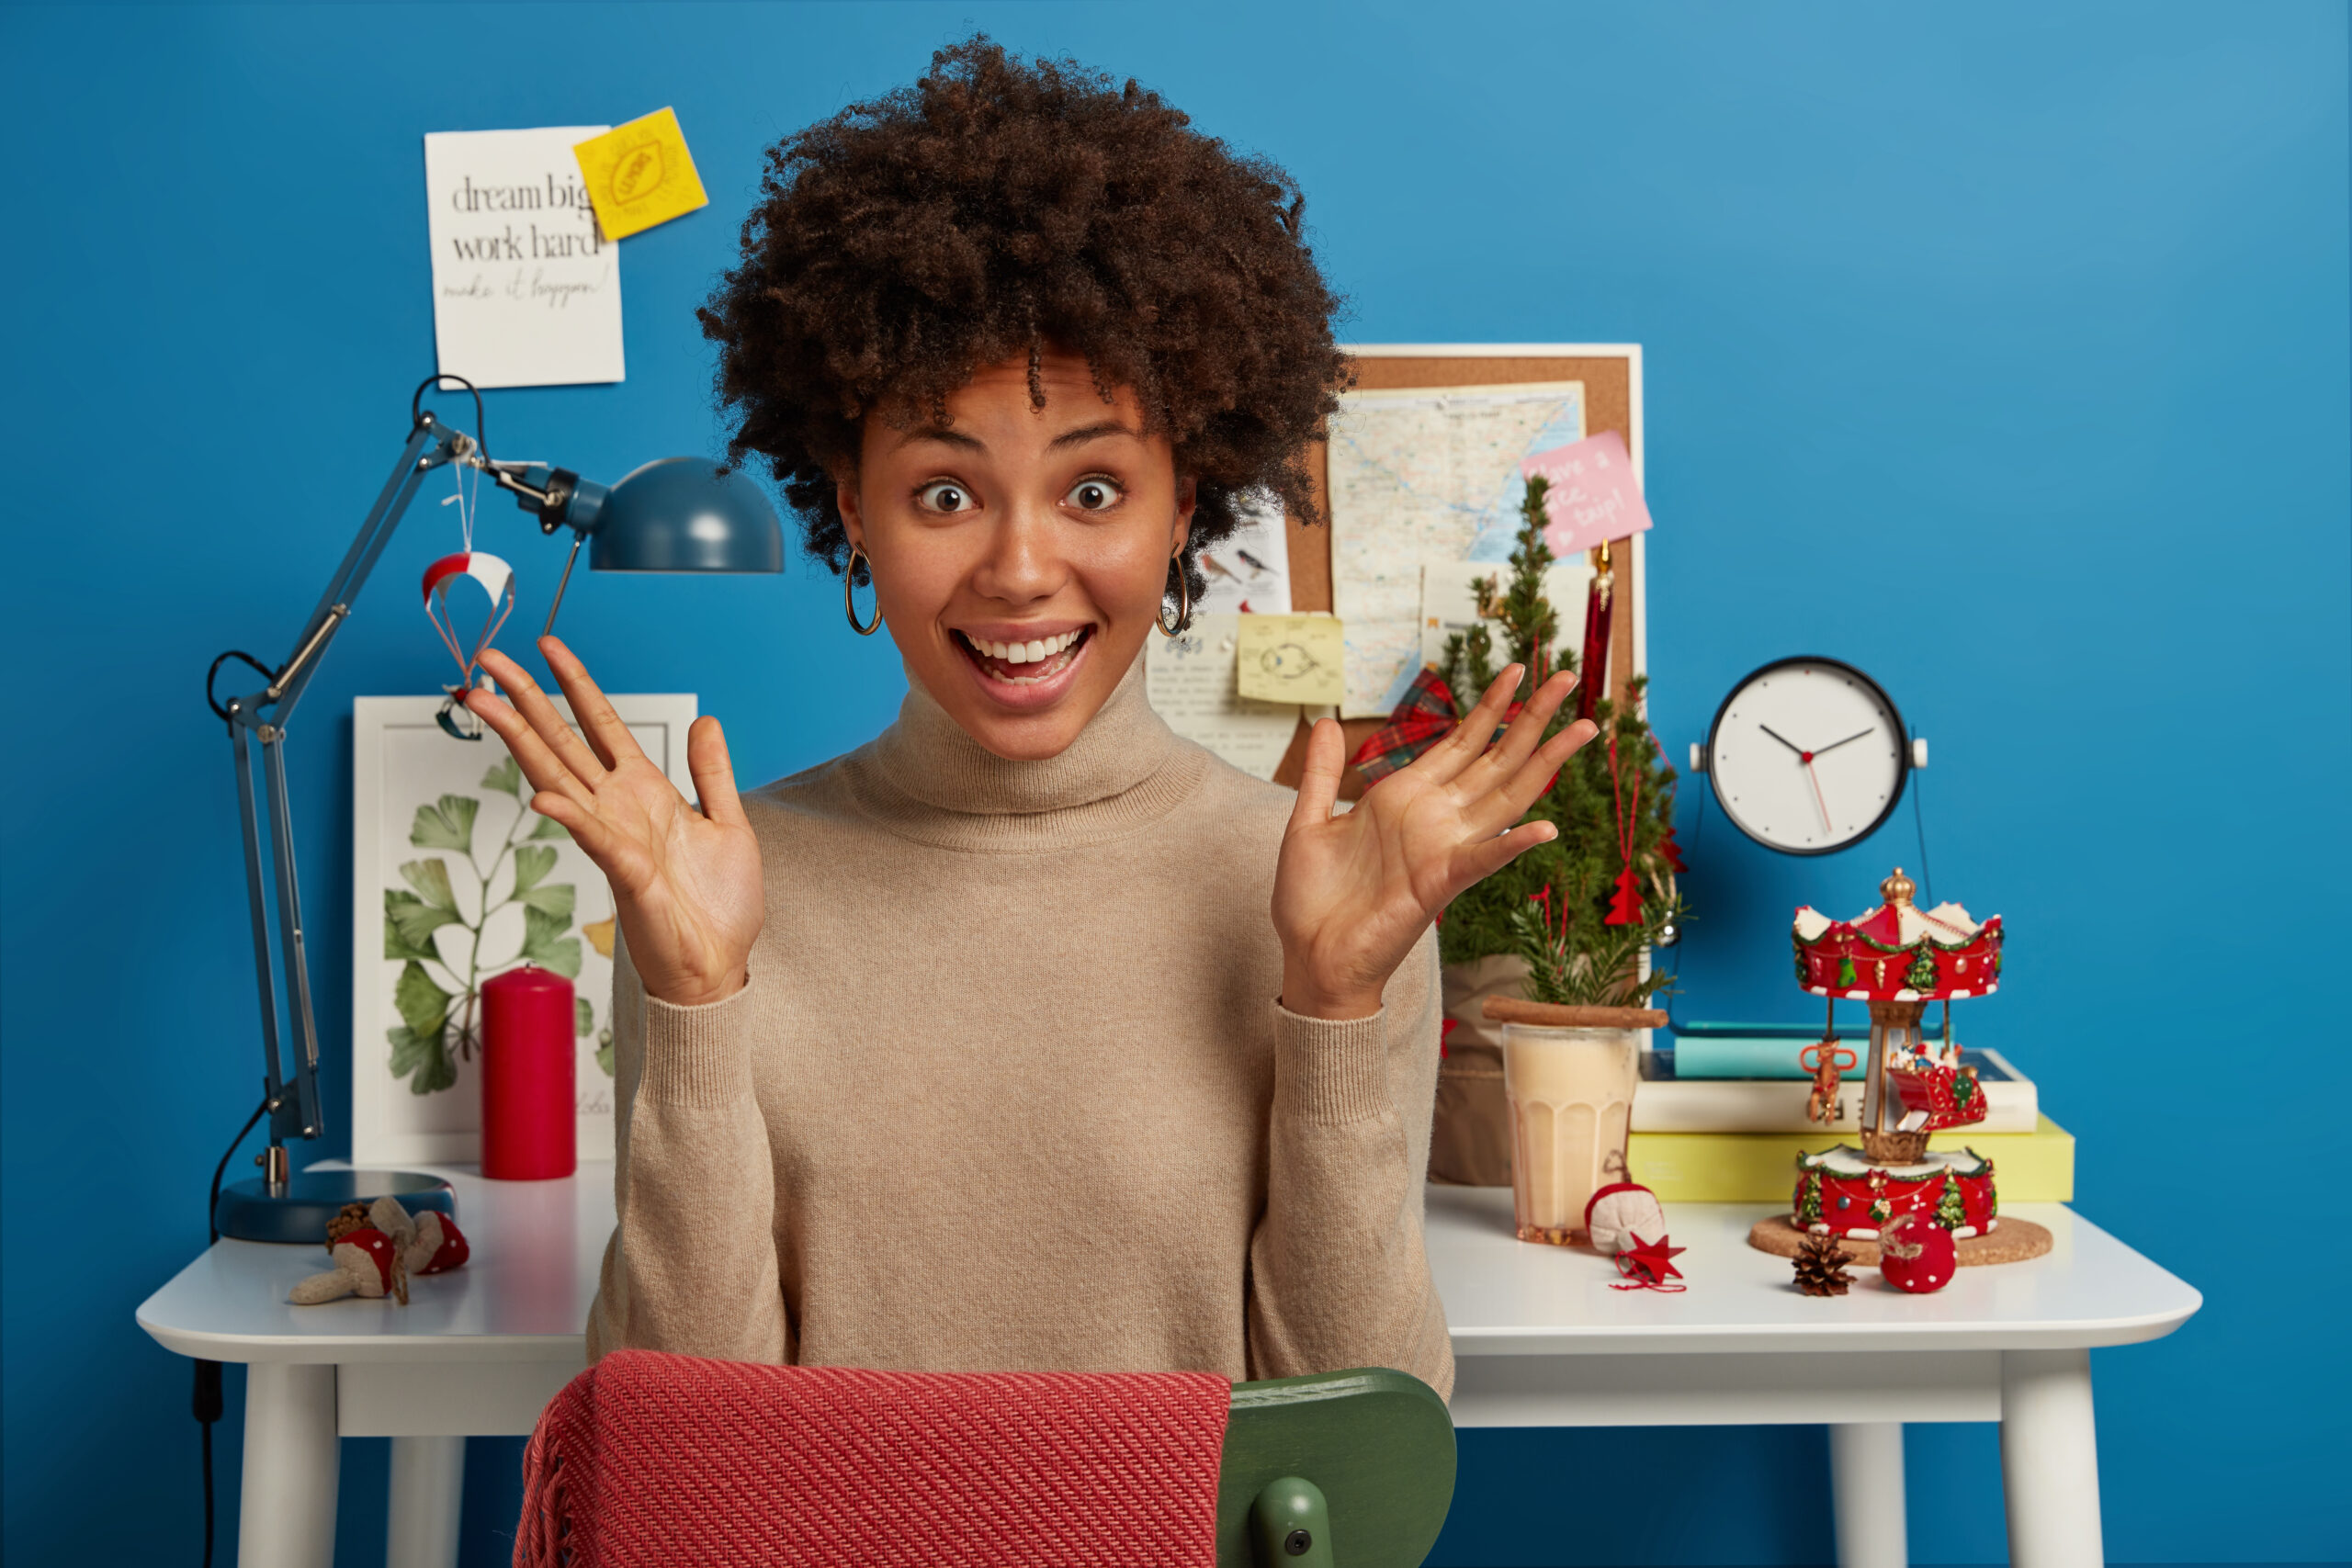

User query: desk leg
[388,1436,465,1568]
[240,1363,339,1568]
[2001,1348,2102,1568]
[1828,1422,1908,1568]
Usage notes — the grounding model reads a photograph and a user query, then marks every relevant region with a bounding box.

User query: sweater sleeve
[585,937,791,1365]
[1245,929,1453,1400]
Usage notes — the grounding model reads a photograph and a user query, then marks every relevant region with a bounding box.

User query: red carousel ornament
[1786,868,2006,1244]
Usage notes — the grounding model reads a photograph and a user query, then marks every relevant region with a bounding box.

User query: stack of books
[1626,1025,2073,1202]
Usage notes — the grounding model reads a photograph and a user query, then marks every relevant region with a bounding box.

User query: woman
[468,39,1590,1400]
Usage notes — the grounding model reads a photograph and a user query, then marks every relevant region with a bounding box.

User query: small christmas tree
[1432,475,1684,1007]
[1797,1168,1825,1227]
[1936,1171,1967,1231]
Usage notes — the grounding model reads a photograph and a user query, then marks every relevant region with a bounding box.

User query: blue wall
[5,4,2345,1563]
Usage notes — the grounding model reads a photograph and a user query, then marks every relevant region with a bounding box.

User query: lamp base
[214,1168,456,1244]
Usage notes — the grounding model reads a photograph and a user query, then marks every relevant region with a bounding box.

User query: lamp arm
[215,409,470,1156]
[259,415,467,725]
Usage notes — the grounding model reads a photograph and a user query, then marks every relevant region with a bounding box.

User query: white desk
[139,1165,2199,1568]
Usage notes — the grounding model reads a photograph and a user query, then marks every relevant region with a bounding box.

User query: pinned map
[1327,382,1585,716]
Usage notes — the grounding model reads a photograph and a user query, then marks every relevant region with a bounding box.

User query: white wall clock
[1690,657,1928,856]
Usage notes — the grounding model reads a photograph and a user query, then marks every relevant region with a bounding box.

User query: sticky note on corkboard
[572,108,707,240]
[1519,429,1652,557]
[1237,614,1346,707]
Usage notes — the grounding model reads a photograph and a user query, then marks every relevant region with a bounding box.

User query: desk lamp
[206,377,782,1242]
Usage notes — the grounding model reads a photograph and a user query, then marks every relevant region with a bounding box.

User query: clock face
[1704,658,1908,855]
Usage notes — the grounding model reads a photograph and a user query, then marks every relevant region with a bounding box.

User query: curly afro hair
[699,35,1348,604]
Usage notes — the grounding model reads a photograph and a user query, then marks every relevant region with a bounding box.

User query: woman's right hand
[468,637,764,1008]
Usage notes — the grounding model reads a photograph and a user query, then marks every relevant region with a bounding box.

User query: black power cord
[198,1097,269,1568]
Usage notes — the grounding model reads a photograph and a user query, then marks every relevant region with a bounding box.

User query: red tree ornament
[1656,824,1687,874]
[1602,732,1645,926]
[1606,866,1644,926]
[1878,1213,1958,1294]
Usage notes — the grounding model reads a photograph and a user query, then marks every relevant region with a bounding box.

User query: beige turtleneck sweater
[585,656,1452,1398]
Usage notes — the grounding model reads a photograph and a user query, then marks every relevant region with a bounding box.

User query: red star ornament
[1611,1232,1688,1292]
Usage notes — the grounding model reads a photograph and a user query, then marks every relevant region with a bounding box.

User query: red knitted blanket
[516,1350,1232,1566]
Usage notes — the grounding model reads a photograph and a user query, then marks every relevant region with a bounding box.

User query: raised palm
[467,638,763,1008]
[1272,667,1593,1019]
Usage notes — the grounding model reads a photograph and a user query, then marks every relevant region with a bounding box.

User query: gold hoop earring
[844,547,883,636]
[1156,556,1193,637]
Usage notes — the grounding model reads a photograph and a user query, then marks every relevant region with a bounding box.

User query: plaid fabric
[1350,670,1464,783]
[1350,669,1524,784]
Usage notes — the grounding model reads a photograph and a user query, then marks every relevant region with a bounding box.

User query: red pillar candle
[481,965,576,1180]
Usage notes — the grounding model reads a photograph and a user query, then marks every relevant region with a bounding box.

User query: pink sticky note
[1519,430,1651,555]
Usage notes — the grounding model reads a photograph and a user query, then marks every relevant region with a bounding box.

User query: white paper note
[1419,557,1595,676]
[424,128,624,389]
[1193,491,1293,616]
[1145,612,1300,781]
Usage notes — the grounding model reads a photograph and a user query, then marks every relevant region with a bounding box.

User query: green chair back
[1216,1368,1455,1567]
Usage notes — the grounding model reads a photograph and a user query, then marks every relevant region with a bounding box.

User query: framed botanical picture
[350,693,697,1167]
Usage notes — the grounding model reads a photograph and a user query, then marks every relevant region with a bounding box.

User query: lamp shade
[583,457,784,573]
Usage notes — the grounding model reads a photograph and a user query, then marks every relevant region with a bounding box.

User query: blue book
[1635,1047,2034,1132]
[1661,1036,1825,1079]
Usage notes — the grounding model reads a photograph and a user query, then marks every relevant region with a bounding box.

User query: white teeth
[965,628,1085,674]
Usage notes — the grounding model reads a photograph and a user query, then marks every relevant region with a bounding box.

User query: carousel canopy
[1792,868,2004,1002]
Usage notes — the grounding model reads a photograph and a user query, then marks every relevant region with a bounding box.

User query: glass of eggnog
[1488,1001,1661,1246]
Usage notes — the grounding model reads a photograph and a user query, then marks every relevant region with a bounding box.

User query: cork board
[1272,345,1645,795]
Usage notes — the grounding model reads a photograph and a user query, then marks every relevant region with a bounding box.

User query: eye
[916,480,971,514]
[1065,477,1123,513]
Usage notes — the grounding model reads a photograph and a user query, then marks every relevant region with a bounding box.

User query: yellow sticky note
[1237,614,1346,707]
[572,108,707,241]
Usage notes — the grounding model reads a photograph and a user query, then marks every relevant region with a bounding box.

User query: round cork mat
[1747,1214,2053,1268]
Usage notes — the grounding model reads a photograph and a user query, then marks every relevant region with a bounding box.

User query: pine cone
[325,1201,374,1250]
[1792,1230,1855,1296]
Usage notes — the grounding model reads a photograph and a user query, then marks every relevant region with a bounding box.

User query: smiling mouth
[956,626,1092,686]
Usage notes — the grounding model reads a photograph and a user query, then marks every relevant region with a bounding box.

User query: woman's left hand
[1271,666,1595,1020]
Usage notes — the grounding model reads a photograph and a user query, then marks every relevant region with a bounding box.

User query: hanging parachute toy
[423,552,515,739]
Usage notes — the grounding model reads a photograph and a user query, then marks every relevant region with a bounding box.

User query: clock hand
[1804,757,1835,833]
[1758,724,1807,756]
[1810,728,1875,758]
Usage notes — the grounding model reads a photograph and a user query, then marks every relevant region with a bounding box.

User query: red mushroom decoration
[291,1226,403,1304]
[289,1197,467,1305]
[413,1213,469,1276]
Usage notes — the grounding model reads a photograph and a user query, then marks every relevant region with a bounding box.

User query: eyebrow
[1046,421,1142,452]
[891,426,986,453]
[889,419,1142,456]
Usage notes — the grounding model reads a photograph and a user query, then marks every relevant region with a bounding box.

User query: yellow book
[1628,1115,2074,1203]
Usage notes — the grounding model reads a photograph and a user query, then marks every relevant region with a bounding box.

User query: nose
[969,495,1067,606]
